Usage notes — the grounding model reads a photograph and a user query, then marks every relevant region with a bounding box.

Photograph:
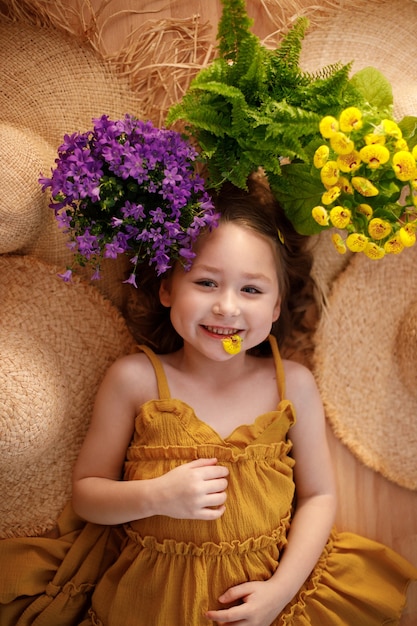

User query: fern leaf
[272,16,309,70]
[217,0,255,61]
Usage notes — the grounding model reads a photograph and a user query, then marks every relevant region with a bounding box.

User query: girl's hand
[155,458,229,520]
[205,580,283,626]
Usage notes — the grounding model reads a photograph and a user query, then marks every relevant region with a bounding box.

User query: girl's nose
[212,292,240,317]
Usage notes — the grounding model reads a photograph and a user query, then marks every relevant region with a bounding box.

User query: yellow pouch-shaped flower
[222,334,243,355]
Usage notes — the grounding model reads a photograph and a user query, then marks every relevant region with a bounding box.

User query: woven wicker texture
[0,20,142,146]
[0,123,85,284]
[0,255,137,538]
[0,20,144,307]
[313,244,417,491]
[299,0,417,120]
[0,0,362,126]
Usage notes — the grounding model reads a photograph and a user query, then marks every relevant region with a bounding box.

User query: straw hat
[313,243,417,491]
[299,0,417,119]
[0,255,137,538]
[0,19,144,308]
[0,19,144,147]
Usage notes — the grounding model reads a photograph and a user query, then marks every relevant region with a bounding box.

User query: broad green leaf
[268,164,326,235]
[350,67,393,111]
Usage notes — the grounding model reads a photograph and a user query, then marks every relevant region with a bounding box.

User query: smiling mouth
[203,325,241,337]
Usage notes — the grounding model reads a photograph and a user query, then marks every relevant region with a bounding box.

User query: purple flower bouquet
[40,114,218,285]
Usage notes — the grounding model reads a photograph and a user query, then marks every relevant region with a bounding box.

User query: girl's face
[159,222,281,360]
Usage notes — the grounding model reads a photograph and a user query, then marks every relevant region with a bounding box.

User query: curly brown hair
[123,172,318,365]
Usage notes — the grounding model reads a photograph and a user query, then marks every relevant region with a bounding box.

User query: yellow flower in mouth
[222,334,243,355]
[384,234,404,254]
[365,133,386,146]
[319,115,339,138]
[329,205,351,229]
[312,206,330,226]
[346,233,368,252]
[331,233,347,255]
[359,144,390,169]
[357,204,373,219]
[320,160,339,186]
[330,132,354,155]
[337,151,361,173]
[368,218,392,240]
[322,186,341,205]
[351,177,379,197]
[339,107,363,132]
[364,241,385,259]
[313,145,330,168]
[382,119,402,139]
[399,223,417,247]
[392,151,417,182]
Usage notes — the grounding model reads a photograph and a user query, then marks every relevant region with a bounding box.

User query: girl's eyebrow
[194,264,272,283]
[242,272,273,283]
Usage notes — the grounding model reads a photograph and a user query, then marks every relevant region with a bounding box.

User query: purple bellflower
[40,114,219,282]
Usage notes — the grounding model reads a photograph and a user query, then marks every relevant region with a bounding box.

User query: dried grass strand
[0,0,388,123]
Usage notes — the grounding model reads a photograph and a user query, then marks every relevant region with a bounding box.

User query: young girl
[72,176,414,625]
[1,176,415,626]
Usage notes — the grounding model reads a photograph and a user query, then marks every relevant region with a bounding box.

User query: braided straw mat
[0,255,137,538]
[313,241,417,491]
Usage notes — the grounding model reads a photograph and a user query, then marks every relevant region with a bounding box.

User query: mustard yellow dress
[0,337,416,626]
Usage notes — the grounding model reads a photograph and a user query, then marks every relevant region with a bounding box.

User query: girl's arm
[265,360,337,601]
[72,355,229,525]
[206,361,337,625]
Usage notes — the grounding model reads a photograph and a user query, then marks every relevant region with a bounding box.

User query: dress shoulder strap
[268,335,286,401]
[137,345,171,400]
[138,339,284,402]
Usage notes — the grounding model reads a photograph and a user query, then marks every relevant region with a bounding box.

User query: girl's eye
[242,286,261,294]
[196,279,216,288]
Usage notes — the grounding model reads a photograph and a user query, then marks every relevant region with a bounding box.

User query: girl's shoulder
[282,357,316,385]
[107,349,154,375]
[100,349,160,407]
[282,358,321,407]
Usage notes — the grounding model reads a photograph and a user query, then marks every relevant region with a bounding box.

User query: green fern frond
[169,98,229,137]
[236,42,268,102]
[166,0,377,216]
[272,16,309,70]
[297,63,359,111]
[264,101,321,131]
[188,81,246,106]
[191,59,231,87]
[217,0,256,61]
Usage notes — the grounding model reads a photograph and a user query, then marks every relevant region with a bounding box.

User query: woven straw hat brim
[0,20,142,146]
[0,125,56,254]
[0,19,142,307]
[0,255,137,538]
[299,0,417,119]
[313,244,417,491]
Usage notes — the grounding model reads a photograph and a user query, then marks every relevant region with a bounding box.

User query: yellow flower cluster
[312,107,417,259]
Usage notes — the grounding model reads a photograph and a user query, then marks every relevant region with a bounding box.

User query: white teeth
[205,326,238,336]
